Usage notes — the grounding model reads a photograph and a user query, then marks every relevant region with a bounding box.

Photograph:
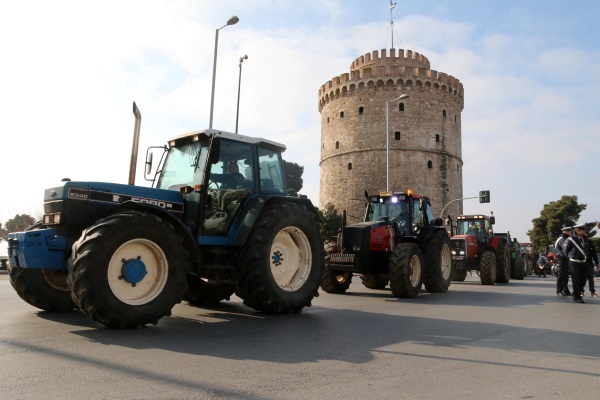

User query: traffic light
[479,190,490,203]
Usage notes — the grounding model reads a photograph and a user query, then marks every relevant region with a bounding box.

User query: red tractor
[449,214,511,285]
[321,190,452,298]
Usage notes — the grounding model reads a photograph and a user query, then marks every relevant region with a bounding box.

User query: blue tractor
[7,105,323,328]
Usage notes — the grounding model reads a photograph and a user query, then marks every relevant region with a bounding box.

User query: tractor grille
[330,253,358,265]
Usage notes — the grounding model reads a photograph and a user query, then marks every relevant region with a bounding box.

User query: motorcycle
[536,259,547,277]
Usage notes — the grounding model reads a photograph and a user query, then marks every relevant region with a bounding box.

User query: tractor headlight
[43,213,62,225]
[353,245,361,252]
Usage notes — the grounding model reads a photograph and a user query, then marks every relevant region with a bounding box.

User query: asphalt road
[1,270,599,400]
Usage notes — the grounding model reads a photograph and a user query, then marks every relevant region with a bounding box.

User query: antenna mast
[389,1,397,49]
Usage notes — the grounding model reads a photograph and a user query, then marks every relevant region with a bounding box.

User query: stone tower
[318,48,464,221]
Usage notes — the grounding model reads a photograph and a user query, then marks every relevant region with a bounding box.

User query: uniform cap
[561,225,572,231]
[573,224,586,230]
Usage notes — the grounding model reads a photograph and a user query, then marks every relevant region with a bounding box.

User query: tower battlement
[319,48,463,112]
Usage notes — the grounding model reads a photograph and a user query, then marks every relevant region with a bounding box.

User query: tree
[2,214,36,239]
[318,202,343,238]
[527,195,586,249]
[283,160,304,197]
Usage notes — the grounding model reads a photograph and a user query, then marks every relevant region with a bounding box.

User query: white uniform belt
[569,258,586,263]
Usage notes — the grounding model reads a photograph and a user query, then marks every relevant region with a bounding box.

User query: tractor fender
[416,226,445,248]
[489,235,503,250]
[119,200,200,261]
[227,194,322,247]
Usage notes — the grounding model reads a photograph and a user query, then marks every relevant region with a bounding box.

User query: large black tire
[235,203,323,314]
[513,256,525,280]
[8,266,76,312]
[389,243,423,298]
[360,273,389,289]
[495,242,511,283]
[479,250,497,285]
[68,211,189,328]
[423,231,452,292]
[321,257,353,293]
[7,223,76,312]
[450,269,468,282]
[184,274,235,305]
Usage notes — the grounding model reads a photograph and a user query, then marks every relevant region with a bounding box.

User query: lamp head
[227,16,239,26]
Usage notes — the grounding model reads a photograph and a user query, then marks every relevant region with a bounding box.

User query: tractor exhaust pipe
[128,102,142,185]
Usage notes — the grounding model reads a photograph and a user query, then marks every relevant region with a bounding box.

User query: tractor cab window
[412,199,426,234]
[156,141,205,191]
[368,198,411,236]
[460,219,487,242]
[204,140,254,234]
[258,147,286,194]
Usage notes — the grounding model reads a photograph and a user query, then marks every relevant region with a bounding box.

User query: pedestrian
[565,224,588,303]
[579,228,599,298]
[554,226,572,296]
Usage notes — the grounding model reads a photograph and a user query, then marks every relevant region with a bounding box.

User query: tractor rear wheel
[235,203,323,314]
[389,243,423,298]
[513,256,525,280]
[423,230,452,292]
[495,242,511,283]
[450,269,468,282]
[184,274,235,305]
[360,273,389,289]
[8,223,76,312]
[479,250,497,285]
[68,211,189,328]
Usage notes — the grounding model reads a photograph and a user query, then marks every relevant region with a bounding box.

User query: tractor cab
[149,129,287,242]
[365,190,435,237]
[455,215,495,243]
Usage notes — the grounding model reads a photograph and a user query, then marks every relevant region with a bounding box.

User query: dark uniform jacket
[565,233,587,262]
[555,234,569,264]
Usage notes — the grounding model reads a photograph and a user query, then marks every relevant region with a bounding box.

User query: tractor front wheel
[8,223,76,312]
[68,211,189,328]
[450,269,468,282]
[236,203,323,314]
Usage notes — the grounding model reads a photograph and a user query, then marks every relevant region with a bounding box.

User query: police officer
[565,224,588,303]
[554,226,572,296]
[578,227,599,297]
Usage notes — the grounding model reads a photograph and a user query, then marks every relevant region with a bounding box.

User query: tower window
[399,103,405,112]
[436,134,440,142]
[428,160,433,169]
[335,141,339,149]
[443,110,446,117]
[348,162,353,170]
[359,106,364,115]
[340,111,344,118]
[395,132,401,140]
[327,117,330,123]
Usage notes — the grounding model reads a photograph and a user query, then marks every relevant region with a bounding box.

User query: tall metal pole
[208,16,239,130]
[235,55,248,134]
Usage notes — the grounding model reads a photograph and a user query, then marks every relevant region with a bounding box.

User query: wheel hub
[120,257,147,286]
[272,251,284,266]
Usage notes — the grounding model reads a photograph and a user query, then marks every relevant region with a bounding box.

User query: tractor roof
[456,214,492,220]
[168,129,286,152]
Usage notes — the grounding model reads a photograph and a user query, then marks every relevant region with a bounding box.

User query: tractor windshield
[457,219,487,242]
[156,141,207,191]
[368,198,411,236]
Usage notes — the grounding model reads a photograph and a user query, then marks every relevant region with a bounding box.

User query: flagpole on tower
[389,1,397,49]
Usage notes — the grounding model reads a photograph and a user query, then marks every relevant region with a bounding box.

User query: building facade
[319,48,464,221]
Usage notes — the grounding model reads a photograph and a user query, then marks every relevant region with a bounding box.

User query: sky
[1,0,599,244]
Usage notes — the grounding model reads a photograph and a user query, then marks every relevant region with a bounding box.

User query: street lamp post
[386,93,409,191]
[209,15,239,130]
[235,54,248,134]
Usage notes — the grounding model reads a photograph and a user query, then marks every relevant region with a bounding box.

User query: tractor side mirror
[145,152,153,176]
[490,216,496,225]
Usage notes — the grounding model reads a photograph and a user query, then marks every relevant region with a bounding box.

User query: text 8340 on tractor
[7,105,323,328]
[321,190,452,298]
